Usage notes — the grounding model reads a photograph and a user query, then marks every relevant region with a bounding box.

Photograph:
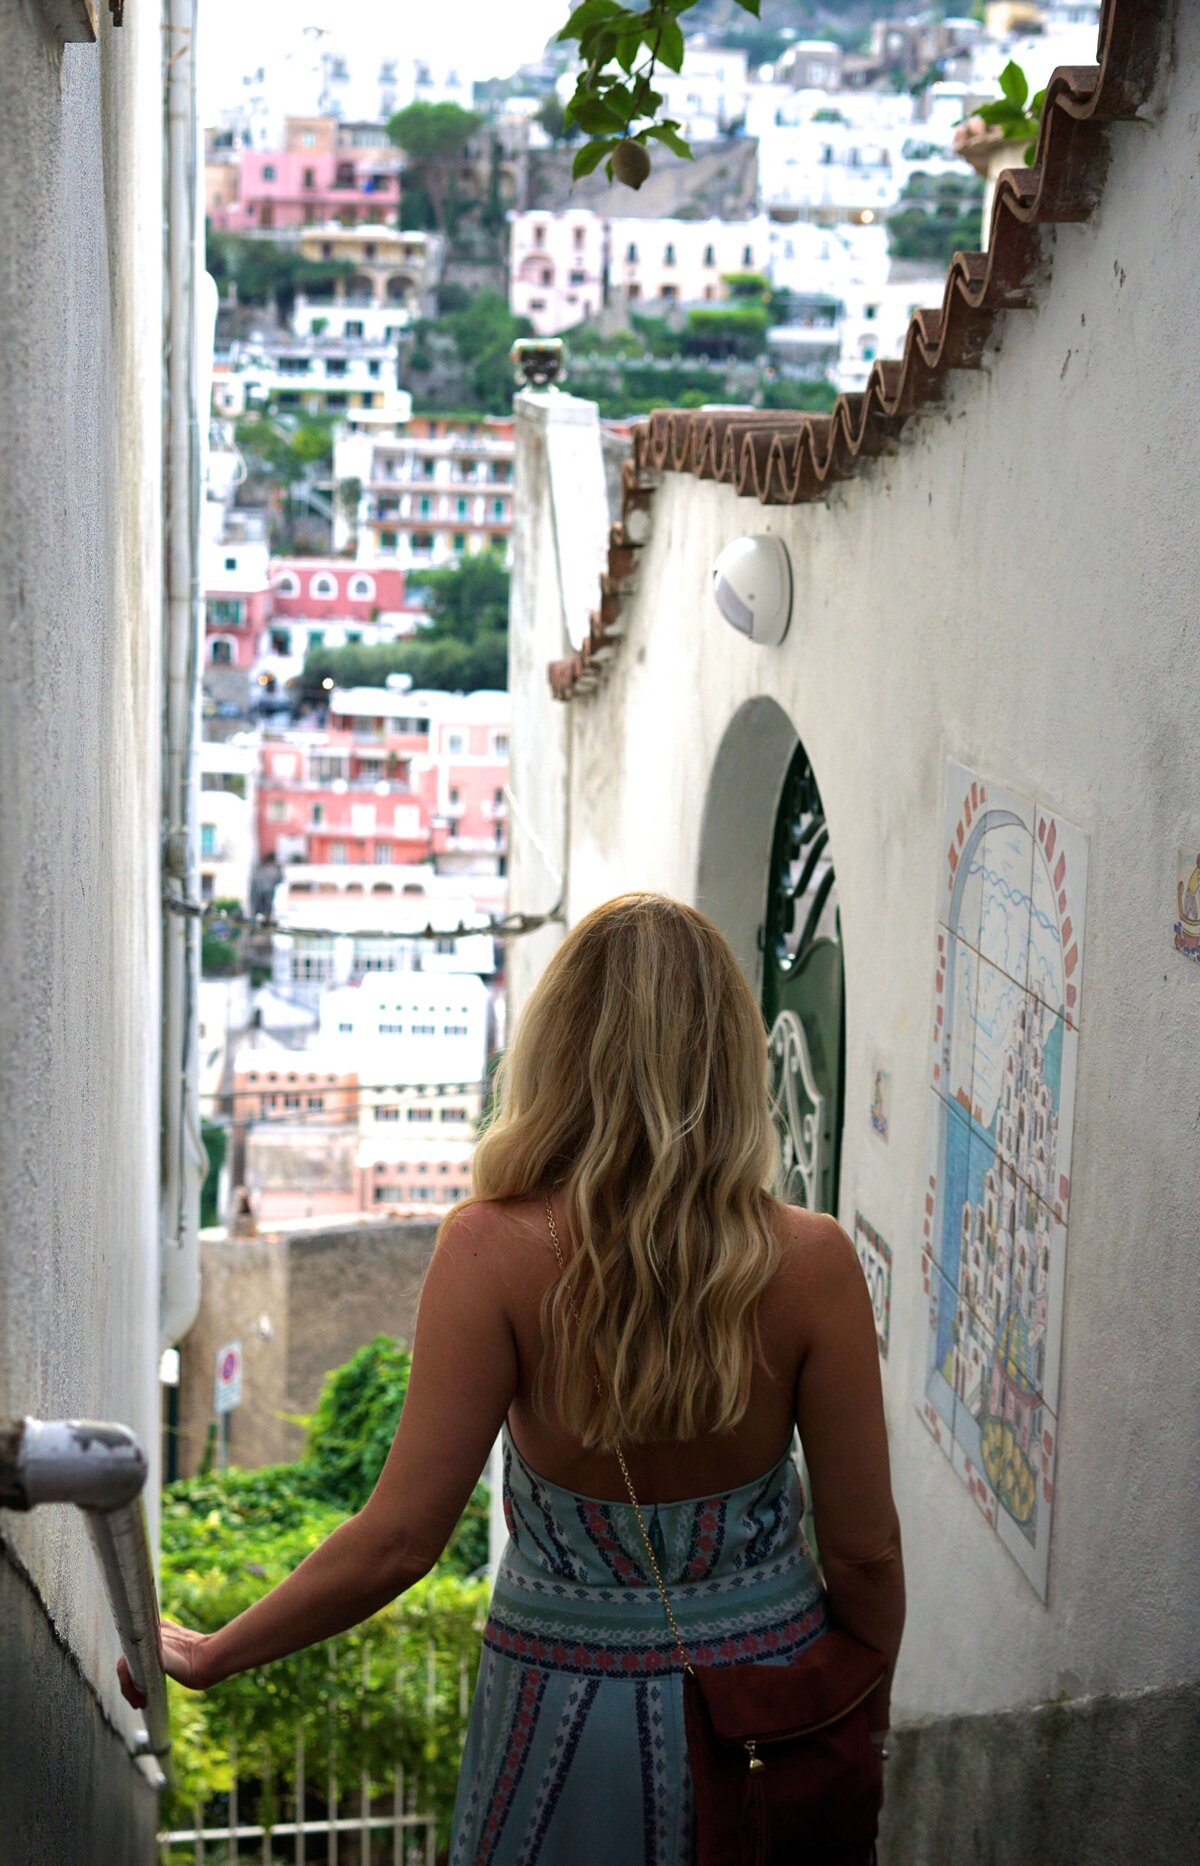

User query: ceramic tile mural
[920,763,1086,1598]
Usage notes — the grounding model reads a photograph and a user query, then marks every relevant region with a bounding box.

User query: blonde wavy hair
[466,892,782,1448]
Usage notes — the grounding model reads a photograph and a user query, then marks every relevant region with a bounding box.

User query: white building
[270,862,502,1004]
[319,971,490,1083]
[229,334,411,427]
[765,222,945,394]
[334,417,515,569]
[200,739,258,906]
[607,212,771,308]
[510,208,605,336]
[291,296,414,344]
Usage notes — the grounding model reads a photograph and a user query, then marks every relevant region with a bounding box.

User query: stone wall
[526,137,759,220]
[0,2,167,1849]
[178,1222,440,1476]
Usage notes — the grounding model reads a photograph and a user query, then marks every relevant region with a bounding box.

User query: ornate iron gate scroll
[761,742,845,1217]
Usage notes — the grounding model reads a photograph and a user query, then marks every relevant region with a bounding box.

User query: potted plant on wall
[954,61,1046,248]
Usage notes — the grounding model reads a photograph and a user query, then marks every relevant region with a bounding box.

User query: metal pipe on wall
[160,0,209,1349]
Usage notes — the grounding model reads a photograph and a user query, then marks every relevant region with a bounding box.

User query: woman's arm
[123,1207,518,1701]
[792,1215,906,1735]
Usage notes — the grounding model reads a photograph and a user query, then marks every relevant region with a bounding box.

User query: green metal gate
[761,741,845,1217]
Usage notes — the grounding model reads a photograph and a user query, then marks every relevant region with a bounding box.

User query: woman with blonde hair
[125,893,904,1863]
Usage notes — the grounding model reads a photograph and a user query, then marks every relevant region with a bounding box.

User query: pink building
[257,688,510,874]
[269,559,409,624]
[208,118,401,234]
[205,540,274,672]
[509,208,605,335]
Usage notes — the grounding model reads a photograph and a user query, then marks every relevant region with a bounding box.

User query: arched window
[348,573,376,601]
[272,571,300,596]
[310,573,338,599]
[210,638,234,666]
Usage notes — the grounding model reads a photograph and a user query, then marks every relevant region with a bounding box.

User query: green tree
[301,548,510,696]
[440,291,534,414]
[200,897,245,977]
[409,543,510,643]
[388,101,484,232]
[206,233,353,319]
[682,302,768,359]
[886,170,985,265]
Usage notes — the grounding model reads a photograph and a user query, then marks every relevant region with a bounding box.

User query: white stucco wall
[0,2,164,1761]
[509,20,1199,1724]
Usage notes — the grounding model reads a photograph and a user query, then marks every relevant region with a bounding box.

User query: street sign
[214,1340,243,1414]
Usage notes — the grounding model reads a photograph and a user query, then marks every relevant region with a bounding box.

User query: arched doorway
[761,740,845,1216]
[696,701,845,1216]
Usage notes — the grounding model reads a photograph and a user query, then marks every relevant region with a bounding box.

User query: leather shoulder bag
[544,1196,887,1866]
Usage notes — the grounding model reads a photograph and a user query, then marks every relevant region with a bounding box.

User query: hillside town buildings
[334,417,516,568]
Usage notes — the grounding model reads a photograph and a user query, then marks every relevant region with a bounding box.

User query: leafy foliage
[160,1337,490,1835]
[404,291,534,416]
[301,547,510,697]
[964,59,1046,167]
[388,102,484,235]
[556,0,762,188]
[886,170,985,265]
[199,1122,227,1230]
[200,897,247,979]
[206,234,354,318]
[387,101,483,161]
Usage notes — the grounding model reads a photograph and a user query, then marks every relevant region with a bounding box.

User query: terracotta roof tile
[548,0,1167,702]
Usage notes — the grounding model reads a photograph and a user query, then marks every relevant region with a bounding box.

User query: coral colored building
[256,688,510,873]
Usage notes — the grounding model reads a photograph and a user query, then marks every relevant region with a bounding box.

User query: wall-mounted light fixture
[712,535,792,646]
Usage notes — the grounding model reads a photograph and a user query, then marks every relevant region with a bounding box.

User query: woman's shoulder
[433,1195,556,1291]
[766,1202,863,1331]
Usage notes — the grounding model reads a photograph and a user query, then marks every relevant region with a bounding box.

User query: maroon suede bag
[681,1626,886,1865]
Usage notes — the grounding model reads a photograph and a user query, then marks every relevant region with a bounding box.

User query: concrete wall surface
[508,0,1200,1819]
[879,1676,1200,1866]
[0,0,165,1836]
[178,1222,439,1475]
[0,1557,158,1866]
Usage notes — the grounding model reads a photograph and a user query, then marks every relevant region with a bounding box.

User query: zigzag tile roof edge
[548,0,1168,703]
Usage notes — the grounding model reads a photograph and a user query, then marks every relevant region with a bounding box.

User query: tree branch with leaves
[558,0,761,189]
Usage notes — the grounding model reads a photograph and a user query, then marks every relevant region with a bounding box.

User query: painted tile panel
[920,763,1086,1601]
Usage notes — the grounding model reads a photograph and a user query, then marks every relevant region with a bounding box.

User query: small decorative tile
[854,1211,893,1357]
[868,1065,891,1142]
[977,783,1036,986]
[938,760,987,946]
[1028,802,1088,1028]
[921,1258,960,1439]
[1173,844,1200,967]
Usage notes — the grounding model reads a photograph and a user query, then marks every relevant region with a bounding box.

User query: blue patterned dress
[449,1425,830,1866]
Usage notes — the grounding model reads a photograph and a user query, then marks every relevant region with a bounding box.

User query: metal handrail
[0,1417,170,1765]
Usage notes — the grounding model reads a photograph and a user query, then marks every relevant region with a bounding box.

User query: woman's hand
[117,1618,216,1708]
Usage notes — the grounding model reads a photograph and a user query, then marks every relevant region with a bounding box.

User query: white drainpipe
[160,0,210,1349]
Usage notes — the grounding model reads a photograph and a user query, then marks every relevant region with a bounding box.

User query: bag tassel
[740,1745,770,1866]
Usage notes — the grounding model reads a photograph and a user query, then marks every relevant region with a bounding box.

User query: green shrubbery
[161,1337,489,1840]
